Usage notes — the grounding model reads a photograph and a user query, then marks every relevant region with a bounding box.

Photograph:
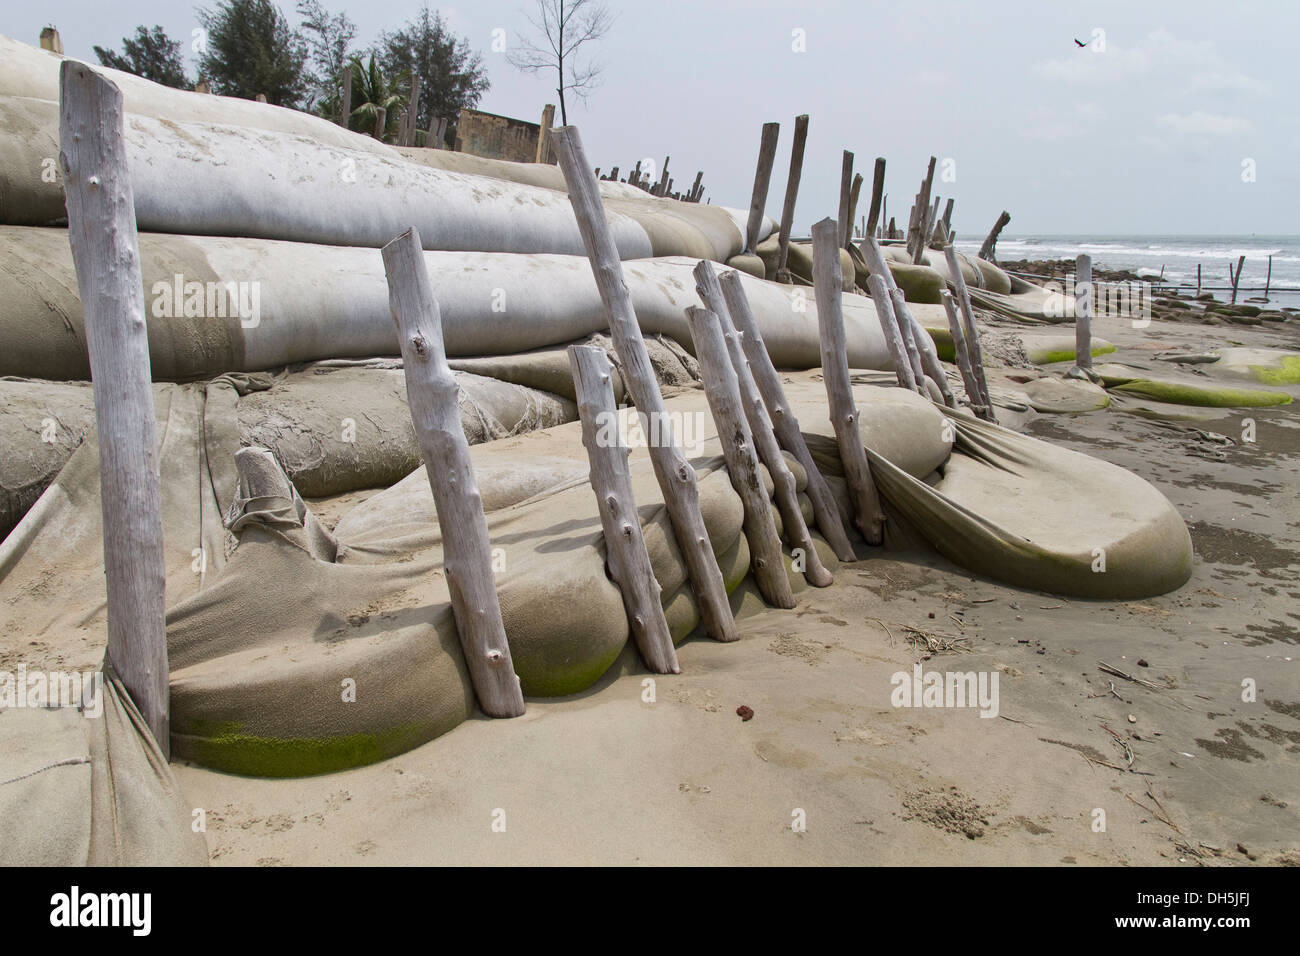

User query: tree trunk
[718,270,858,563]
[59,62,170,754]
[381,227,526,718]
[567,345,680,673]
[812,218,884,545]
[552,125,738,642]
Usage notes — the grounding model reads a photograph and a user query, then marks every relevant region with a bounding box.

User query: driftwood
[567,345,680,673]
[59,62,170,753]
[694,262,832,587]
[685,306,796,609]
[775,114,809,282]
[944,243,994,420]
[744,122,780,254]
[552,125,738,642]
[978,210,1011,262]
[381,227,526,718]
[941,291,985,415]
[812,218,884,545]
[866,274,918,393]
[837,151,855,249]
[865,157,886,238]
[718,270,857,563]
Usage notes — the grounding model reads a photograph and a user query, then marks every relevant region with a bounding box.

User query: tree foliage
[93,25,191,89]
[297,0,355,120]
[379,5,489,146]
[506,0,614,125]
[197,0,309,106]
[346,54,406,142]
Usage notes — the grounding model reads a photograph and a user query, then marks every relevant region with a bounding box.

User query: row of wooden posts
[60,56,1002,746]
[594,156,708,203]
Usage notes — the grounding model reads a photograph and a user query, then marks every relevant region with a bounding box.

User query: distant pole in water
[1230,255,1245,304]
[1265,254,1273,301]
[1196,263,1201,298]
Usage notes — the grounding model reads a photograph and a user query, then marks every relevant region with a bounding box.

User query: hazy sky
[9,0,1297,236]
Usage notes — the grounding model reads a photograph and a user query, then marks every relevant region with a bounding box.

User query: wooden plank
[567,345,680,673]
[552,126,738,642]
[59,62,170,752]
[812,218,884,545]
[776,114,809,282]
[745,122,781,254]
[718,271,858,563]
[694,261,832,587]
[685,306,796,608]
[381,227,526,718]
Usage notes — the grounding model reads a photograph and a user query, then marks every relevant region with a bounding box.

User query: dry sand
[174,309,1299,866]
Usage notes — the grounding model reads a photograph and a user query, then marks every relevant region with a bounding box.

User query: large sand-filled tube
[0,227,894,380]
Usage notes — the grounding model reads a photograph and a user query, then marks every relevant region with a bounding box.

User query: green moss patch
[1110,380,1292,407]
[173,719,436,778]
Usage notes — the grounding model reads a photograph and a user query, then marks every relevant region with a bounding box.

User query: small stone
[1128,714,1137,723]
[736,705,754,721]
[1137,658,1149,667]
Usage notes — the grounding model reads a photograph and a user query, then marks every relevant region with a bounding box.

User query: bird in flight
[1074,38,1087,47]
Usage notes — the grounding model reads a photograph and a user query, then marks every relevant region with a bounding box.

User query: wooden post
[1230,254,1245,304]
[536,103,555,164]
[552,126,738,643]
[689,170,703,202]
[381,228,525,718]
[941,291,984,416]
[744,122,781,254]
[718,271,858,563]
[846,172,864,248]
[255,92,268,103]
[694,262,832,587]
[837,151,855,249]
[435,116,449,149]
[685,307,797,608]
[865,157,886,239]
[978,210,1011,262]
[1196,263,1201,298]
[340,66,352,127]
[891,288,928,389]
[1072,253,1094,377]
[866,274,918,393]
[811,219,884,545]
[568,346,680,674]
[897,289,955,408]
[943,244,994,420]
[940,197,954,239]
[775,114,809,282]
[40,26,64,53]
[59,62,169,754]
[373,106,386,140]
[1265,254,1272,300]
[406,76,422,147]
[910,157,937,264]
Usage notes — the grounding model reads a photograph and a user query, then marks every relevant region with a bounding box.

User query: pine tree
[196,0,308,107]
[93,25,191,89]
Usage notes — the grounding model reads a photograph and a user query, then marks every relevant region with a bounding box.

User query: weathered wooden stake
[893,288,955,407]
[865,157,886,239]
[846,172,864,248]
[941,291,984,415]
[381,227,525,718]
[340,66,352,127]
[60,62,169,753]
[553,126,737,642]
[1196,263,1202,298]
[866,274,918,393]
[943,244,994,420]
[405,76,422,147]
[1071,253,1095,377]
[695,262,832,587]
[775,114,809,282]
[940,198,954,239]
[685,307,797,608]
[536,103,555,164]
[910,157,937,264]
[837,151,855,249]
[744,122,781,254]
[812,219,884,545]
[718,271,858,563]
[1230,254,1245,304]
[978,210,1011,262]
[373,106,386,140]
[568,346,680,673]
[1265,254,1273,300]
[891,288,928,389]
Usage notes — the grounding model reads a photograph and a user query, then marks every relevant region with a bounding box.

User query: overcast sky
[9,0,1297,236]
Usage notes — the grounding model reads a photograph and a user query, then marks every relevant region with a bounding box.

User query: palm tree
[347,54,407,142]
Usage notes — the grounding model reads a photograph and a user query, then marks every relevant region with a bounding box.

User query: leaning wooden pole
[812,218,884,545]
[60,62,170,754]
[944,243,994,420]
[866,274,918,393]
[978,210,1011,262]
[864,157,886,239]
[568,345,680,674]
[694,262,832,587]
[552,125,737,643]
[685,306,796,609]
[891,288,929,390]
[381,227,526,717]
[744,122,781,254]
[845,172,864,248]
[898,290,956,408]
[775,114,809,282]
[718,271,858,563]
[1230,254,1245,304]
[911,156,937,264]
[941,291,985,415]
